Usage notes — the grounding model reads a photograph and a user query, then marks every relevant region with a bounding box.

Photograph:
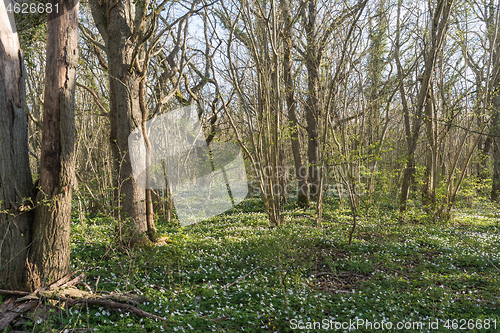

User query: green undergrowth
[7,198,500,332]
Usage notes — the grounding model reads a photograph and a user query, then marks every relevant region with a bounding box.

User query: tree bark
[0,4,33,291]
[29,0,79,288]
[304,0,320,199]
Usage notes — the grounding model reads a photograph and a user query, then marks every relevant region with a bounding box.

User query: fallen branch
[95,276,100,293]
[0,271,161,326]
[60,272,85,289]
[0,291,164,324]
[62,297,166,322]
[99,291,149,306]
[222,266,260,290]
[0,290,28,298]
[14,272,87,303]
[0,298,37,330]
[47,270,81,290]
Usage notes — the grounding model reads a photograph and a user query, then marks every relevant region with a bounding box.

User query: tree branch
[76,83,109,117]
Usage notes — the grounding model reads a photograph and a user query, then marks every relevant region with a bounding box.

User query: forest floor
[5,197,500,332]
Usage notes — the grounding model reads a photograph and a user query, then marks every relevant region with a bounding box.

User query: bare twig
[0,290,29,297]
[222,266,260,289]
[60,273,85,288]
[64,297,166,322]
[49,270,82,290]
[76,83,109,116]
[95,276,100,293]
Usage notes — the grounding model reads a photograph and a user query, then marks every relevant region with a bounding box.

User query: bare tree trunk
[140,77,157,242]
[482,0,500,200]
[365,0,388,201]
[145,189,156,241]
[474,73,488,180]
[422,87,437,208]
[282,0,309,207]
[30,0,78,287]
[490,81,500,200]
[0,5,33,291]
[300,0,367,200]
[305,58,320,200]
[397,0,453,214]
[267,0,283,226]
[89,0,150,246]
[108,61,148,246]
[303,0,320,200]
